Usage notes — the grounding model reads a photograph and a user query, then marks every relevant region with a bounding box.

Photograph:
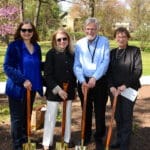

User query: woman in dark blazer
[107,27,142,150]
[42,28,76,150]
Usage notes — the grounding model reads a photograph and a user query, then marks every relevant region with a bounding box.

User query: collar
[87,35,98,44]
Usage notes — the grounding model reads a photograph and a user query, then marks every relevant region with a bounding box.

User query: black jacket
[44,48,76,101]
[107,46,142,90]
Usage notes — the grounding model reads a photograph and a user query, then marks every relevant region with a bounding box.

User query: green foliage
[0,105,10,122]
[141,51,150,75]
[23,0,61,40]
[134,25,150,51]
[69,32,85,41]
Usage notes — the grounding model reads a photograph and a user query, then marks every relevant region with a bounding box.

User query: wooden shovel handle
[27,89,31,137]
[62,82,69,138]
[106,95,118,149]
[81,86,88,140]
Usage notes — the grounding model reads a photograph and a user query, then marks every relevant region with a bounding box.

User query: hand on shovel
[58,89,68,100]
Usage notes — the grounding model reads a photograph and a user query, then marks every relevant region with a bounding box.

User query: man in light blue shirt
[73,17,110,150]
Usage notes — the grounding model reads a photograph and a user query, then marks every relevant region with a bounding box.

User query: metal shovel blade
[23,141,36,150]
[75,145,87,150]
[55,142,68,150]
[105,147,109,150]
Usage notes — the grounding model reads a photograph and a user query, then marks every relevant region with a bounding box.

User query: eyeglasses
[20,28,33,33]
[85,28,97,31]
[56,37,68,42]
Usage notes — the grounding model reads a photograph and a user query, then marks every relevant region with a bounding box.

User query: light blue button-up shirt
[73,35,110,83]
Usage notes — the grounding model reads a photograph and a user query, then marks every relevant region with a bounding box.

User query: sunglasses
[20,28,33,33]
[56,37,68,42]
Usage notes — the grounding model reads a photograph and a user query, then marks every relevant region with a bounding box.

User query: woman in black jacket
[107,27,142,150]
[42,28,76,150]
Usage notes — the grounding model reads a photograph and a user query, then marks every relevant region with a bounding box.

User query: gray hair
[84,17,100,30]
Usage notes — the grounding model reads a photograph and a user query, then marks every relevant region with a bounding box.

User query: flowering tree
[0,5,20,44]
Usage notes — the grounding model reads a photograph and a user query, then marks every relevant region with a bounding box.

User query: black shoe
[84,139,91,146]
[96,140,104,150]
[49,145,54,150]
[77,139,91,146]
[13,145,23,150]
[84,136,91,145]
[110,142,120,149]
[66,141,75,148]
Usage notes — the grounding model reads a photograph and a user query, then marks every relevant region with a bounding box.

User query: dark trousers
[77,76,108,142]
[113,95,135,150]
[8,90,35,150]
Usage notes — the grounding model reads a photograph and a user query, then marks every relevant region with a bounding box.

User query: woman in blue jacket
[3,20,43,150]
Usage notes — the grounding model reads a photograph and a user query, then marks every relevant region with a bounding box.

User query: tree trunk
[19,0,24,22]
[89,0,95,17]
[34,0,41,27]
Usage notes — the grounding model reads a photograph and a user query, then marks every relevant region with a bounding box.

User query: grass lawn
[0,40,150,81]
[141,51,150,75]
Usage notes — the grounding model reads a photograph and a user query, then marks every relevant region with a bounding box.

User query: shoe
[43,145,54,150]
[13,146,22,150]
[77,139,91,146]
[16,147,22,150]
[49,145,54,150]
[96,140,104,150]
[110,142,120,149]
[84,137,91,145]
[43,146,50,150]
[43,146,49,150]
[66,141,75,148]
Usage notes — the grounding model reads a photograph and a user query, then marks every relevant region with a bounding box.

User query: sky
[58,0,130,12]
[58,0,73,12]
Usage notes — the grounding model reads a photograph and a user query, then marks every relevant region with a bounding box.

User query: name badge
[87,63,96,70]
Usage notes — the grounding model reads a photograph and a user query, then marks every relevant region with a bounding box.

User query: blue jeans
[8,91,35,150]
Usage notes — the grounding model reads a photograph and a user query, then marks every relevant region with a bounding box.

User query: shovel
[75,86,88,150]
[105,95,118,150]
[56,82,69,150]
[23,89,36,150]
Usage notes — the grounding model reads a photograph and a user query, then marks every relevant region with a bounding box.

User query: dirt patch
[0,85,150,150]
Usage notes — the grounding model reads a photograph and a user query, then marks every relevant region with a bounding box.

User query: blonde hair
[51,28,73,53]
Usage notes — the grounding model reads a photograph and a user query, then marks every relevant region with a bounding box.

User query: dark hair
[14,19,39,43]
[114,27,131,38]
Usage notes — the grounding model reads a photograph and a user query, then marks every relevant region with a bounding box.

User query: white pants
[42,100,72,147]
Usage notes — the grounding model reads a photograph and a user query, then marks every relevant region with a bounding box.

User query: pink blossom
[0,5,20,35]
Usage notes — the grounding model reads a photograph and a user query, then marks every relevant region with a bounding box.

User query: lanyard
[88,37,99,63]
